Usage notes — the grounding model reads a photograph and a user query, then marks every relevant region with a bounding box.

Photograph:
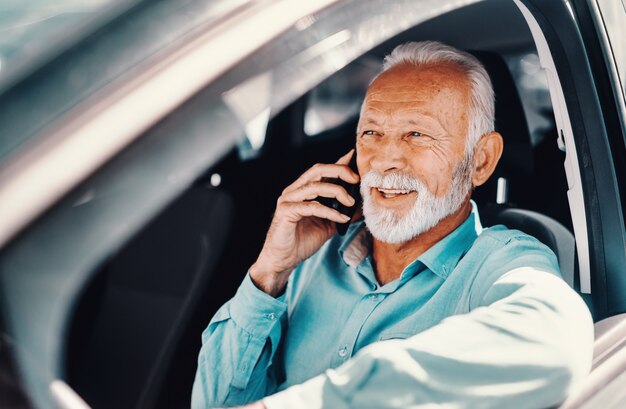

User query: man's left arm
[259,266,594,409]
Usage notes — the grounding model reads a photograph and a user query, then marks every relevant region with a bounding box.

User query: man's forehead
[363,85,467,106]
[366,63,469,93]
[364,89,432,104]
[360,105,433,118]
[361,76,469,117]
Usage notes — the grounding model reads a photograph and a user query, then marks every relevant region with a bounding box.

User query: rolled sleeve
[192,273,288,409]
[229,273,287,339]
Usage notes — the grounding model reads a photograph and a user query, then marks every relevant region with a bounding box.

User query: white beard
[360,156,473,244]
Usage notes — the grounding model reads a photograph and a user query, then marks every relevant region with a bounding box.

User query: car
[0,0,624,408]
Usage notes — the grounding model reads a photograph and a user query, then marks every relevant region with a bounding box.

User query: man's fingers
[283,163,359,194]
[281,201,351,224]
[280,181,356,207]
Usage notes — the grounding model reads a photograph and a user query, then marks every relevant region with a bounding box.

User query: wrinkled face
[356,62,474,242]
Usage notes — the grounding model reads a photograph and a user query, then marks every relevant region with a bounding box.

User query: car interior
[1,1,624,409]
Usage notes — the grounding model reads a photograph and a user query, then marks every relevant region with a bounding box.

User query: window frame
[519,0,626,318]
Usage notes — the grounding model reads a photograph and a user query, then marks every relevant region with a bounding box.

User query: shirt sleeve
[191,273,288,409]
[262,267,594,409]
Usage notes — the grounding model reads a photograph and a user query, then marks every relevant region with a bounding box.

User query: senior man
[191,41,593,409]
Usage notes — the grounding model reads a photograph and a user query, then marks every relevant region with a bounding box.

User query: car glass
[0,0,134,86]
[0,0,248,164]
[595,0,625,102]
[304,55,379,137]
[506,52,552,147]
[237,55,380,161]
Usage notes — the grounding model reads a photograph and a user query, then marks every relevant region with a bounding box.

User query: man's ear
[471,131,503,187]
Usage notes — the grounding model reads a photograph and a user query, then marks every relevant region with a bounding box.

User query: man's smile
[371,187,417,205]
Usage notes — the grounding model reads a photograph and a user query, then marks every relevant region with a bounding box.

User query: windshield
[0,0,137,87]
[0,0,248,164]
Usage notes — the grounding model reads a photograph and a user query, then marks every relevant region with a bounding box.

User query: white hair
[379,41,495,152]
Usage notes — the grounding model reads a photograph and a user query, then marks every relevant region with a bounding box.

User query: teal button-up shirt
[192,208,593,409]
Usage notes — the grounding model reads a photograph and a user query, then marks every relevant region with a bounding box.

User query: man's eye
[410,131,423,137]
[363,130,376,136]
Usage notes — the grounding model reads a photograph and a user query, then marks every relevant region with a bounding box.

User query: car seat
[491,208,575,287]
[67,185,233,409]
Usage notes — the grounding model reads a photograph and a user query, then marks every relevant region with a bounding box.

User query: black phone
[316,151,361,235]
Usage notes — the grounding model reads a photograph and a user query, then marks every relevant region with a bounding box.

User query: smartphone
[316,151,361,235]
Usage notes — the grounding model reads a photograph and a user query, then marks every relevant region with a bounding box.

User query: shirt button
[338,346,348,357]
[369,294,379,301]
[265,312,276,320]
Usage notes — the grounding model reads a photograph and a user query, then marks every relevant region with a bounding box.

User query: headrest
[470,51,533,177]
[495,207,575,287]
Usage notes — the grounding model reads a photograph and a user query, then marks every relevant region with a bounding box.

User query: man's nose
[369,138,408,174]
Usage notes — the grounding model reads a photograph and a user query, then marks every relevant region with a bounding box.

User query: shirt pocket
[378,331,415,341]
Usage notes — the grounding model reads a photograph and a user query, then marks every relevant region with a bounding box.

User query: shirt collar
[339,219,371,269]
[416,206,480,280]
[339,201,483,280]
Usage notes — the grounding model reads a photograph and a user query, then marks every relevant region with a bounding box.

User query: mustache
[360,171,427,191]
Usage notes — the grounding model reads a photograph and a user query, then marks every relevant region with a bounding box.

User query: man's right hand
[249,150,360,297]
